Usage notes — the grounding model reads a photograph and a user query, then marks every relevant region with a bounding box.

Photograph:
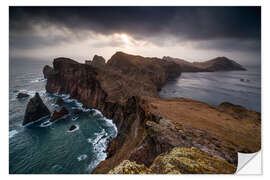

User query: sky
[9,7,261,66]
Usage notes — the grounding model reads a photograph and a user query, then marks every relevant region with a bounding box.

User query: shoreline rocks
[23,93,50,126]
[50,107,69,122]
[55,97,64,105]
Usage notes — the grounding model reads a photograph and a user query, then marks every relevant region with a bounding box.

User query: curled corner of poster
[236,151,262,175]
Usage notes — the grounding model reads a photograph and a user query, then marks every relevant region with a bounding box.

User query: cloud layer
[9,7,261,65]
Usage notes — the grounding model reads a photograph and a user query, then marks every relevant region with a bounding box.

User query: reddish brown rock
[50,107,69,122]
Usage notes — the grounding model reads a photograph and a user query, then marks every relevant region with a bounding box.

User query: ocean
[9,59,117,174]
[9,59,261,174]
[159,66,261,112]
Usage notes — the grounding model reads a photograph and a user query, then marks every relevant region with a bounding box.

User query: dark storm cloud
[9,6,261,58]
[10,7,260,39]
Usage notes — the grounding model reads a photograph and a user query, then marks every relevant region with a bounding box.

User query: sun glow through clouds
[120,33,130,44]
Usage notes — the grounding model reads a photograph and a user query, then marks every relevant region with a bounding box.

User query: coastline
[41,52,260,174]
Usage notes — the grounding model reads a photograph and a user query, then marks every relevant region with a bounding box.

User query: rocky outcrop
[109,147,236,174]
[43,52,259,174]
[91,55,106,67]
[69,124,77,131]
[23,93,50,125]
[17,93,30,99]
[163,56,246,72]
[50,107,69,122]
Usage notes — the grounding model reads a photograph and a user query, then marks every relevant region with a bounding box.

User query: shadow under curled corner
[236,151,262,175]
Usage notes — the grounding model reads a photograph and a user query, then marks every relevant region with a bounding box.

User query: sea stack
[23,92,50,126]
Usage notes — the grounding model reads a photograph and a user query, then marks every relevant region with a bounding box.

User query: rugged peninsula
[42,52,260,174]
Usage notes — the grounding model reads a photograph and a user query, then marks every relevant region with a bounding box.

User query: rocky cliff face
[87,55,106,68]
[163,56,246,72]
[23,93,50,125]
[43,52,259,174]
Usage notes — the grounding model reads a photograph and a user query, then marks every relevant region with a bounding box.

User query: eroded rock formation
[23,92,50,125]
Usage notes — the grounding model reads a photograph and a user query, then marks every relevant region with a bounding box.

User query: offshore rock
[17,93,30,99]
[23,93,50,125]
[50,107,69,122]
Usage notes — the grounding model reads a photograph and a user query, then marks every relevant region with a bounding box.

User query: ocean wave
[87,129,109,171]
[9,130,19,139]
[77,154,88,161]
[30,78,47,83]
[72,116,79,121]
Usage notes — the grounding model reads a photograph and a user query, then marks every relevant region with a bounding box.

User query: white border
[2,0,269,179]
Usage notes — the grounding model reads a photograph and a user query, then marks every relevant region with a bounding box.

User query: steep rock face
[107,52,181,90]
[109,147,236,174]
[43,57,107,109]
[23,93,50,125]
[91,55,106,67]
[163,56,246,72]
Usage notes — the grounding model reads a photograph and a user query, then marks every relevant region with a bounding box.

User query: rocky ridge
[42,52,260,174]
[163,56,246,72]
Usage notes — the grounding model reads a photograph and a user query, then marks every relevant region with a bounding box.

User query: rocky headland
[42,52,260,174]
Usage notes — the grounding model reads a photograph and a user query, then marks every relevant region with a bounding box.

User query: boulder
[55,97,64,105]
[17,93,30,99]
[50,107,69,122]
[23,93,50,125]
[69,124,77,131]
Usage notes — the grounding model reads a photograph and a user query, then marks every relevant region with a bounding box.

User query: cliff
[163,56,246,72]
[43,52,260,174]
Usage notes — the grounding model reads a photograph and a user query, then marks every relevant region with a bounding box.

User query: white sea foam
[40,121,52,127]
[9,130,18,139]
[72,116,79,121]
[30,78,46,83]
[77,154,88,161]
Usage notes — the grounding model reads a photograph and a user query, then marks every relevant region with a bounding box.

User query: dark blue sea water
[9,59,117,174]
[159,66,261,112]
